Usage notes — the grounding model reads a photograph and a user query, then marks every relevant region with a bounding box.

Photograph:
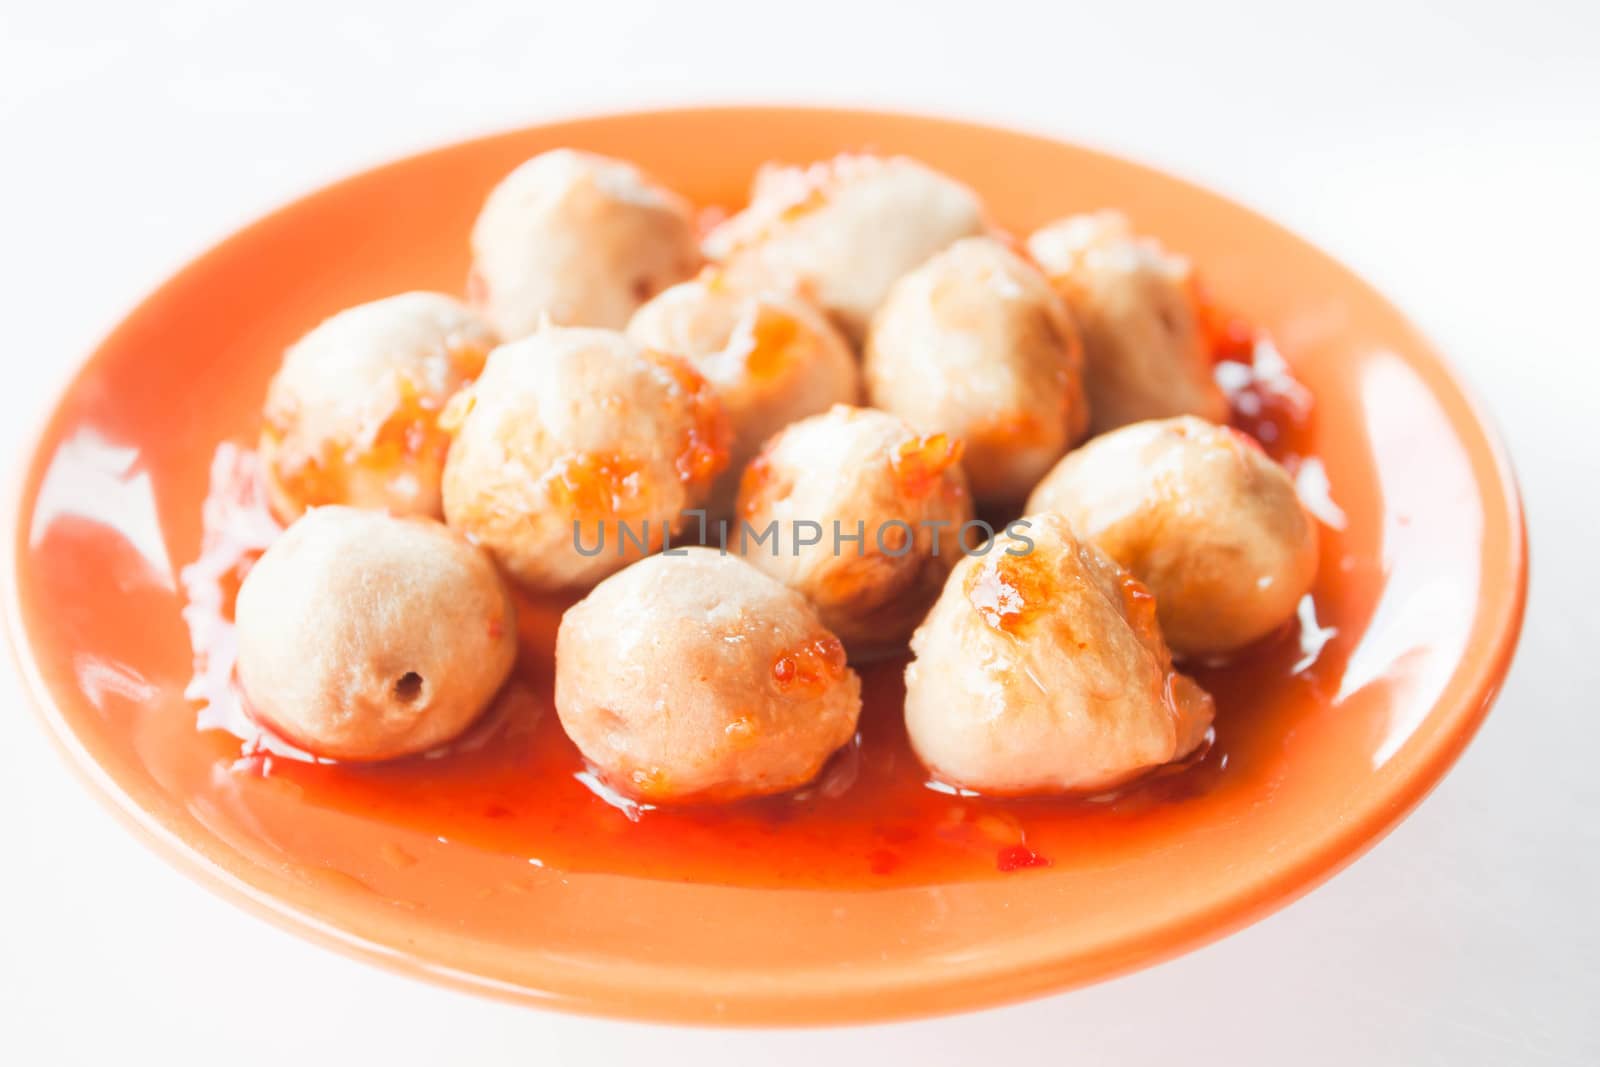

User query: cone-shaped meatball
[626,273,860,515]
[904,512,1214,795]
[864,237,1089,505]
[441,325,730,591]
[259,292,496,523]
[703,154,984,340]
[1027,211,1227,434]
[468,149,701,337]
[235,507,516,761]
[555,549,862,803]
[1027,416,1318,657]
[736,405,973,659]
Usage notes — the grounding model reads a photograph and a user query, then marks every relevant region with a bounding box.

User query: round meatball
[626,273,860,515]
[1026,211,1227,433]
[235,507,516,761]
[904,512,1214,795]
[555,549,862,803]
[864,237,1089,505]
[468,149,701,337]
[735,405,973,658]
[259,292,497,523]
[703,154,985,340]
[1026,416,1318,657]
[440,325,730,591]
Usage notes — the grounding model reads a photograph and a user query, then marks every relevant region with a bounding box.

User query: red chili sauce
[180,306,1345,889]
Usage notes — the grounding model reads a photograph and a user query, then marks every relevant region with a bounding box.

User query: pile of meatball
[234,149,1319,800]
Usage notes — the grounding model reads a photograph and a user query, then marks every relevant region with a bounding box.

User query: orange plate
[3,107,1527,1024]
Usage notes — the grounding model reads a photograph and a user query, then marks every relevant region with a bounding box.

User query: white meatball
[703,154,985,340]
[440,325,729,591]
[235,507,516,761]
[735,405,973,658]
[468,149,702,337]
[626,274,860,515]
[864,237,1089,505]
[1026,416,1318,657]
[1027,211,1227,433]
[555,549,862,803]
[904,512,1214,795]
[259,292,496,522]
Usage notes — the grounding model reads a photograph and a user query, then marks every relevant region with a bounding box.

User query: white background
[2,1,1597,1063]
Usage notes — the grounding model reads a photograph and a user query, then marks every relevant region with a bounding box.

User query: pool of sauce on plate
[177,315,1351,890]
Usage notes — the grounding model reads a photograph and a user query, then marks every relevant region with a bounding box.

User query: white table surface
[3,1,1596,1062]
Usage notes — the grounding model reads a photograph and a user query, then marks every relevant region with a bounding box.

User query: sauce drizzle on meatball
[964,552,1052,636]
[890,432,965,499]
[771,634,849,694]
[642,348,731,489]
[542,452,647,520]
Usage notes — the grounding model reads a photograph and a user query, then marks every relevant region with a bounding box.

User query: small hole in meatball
[393,672,425,704]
